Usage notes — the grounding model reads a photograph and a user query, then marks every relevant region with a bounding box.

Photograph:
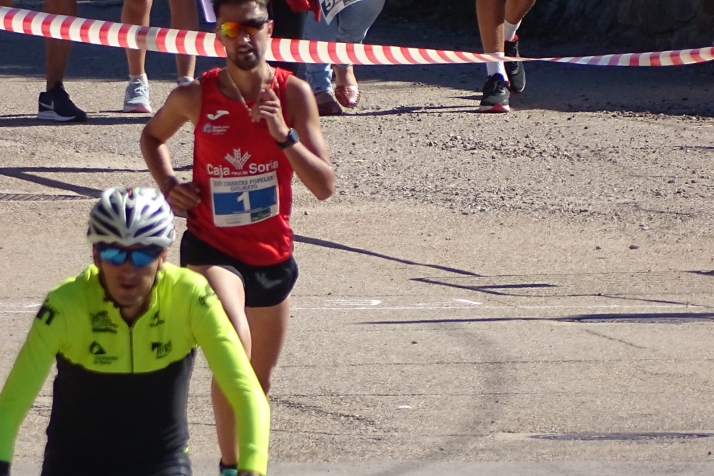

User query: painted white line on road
[292,304,699,311]
[453,299,482,305]
[326,299,382,307]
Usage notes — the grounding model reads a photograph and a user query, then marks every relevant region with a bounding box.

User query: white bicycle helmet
[87,187,175,248]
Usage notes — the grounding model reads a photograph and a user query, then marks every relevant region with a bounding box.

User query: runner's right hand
[166,182,201,214]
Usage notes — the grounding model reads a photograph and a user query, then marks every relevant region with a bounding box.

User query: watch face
[280,128,299,148]
[287,128,299,143]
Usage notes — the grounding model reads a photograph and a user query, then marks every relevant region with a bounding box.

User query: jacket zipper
[129,325,135,373]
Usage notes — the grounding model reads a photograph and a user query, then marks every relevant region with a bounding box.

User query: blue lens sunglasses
[98,245,163,267]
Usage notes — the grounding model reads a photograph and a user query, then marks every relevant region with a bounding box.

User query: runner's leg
[187,264,251,467]
[245,297,291,395]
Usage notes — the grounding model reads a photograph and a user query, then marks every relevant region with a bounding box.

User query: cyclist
[0,187,269,476]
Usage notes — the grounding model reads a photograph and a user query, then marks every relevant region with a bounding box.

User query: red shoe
[334,85,360,108]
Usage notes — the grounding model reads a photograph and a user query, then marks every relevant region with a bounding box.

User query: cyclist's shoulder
[46,265,101,305]
[156,263,210,295]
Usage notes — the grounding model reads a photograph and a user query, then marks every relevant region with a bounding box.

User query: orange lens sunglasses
[217,19,269,38]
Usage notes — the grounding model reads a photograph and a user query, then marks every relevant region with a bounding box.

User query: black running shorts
[180,230,298,308]
[41,449,192,476]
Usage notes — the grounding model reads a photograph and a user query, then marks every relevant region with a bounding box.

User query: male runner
[140,0,334,473]
[476,0,536,112]
[0,187,269,476]
[1,0,86,122]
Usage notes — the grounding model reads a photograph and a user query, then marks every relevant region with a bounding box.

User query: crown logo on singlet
[224,148,251,170]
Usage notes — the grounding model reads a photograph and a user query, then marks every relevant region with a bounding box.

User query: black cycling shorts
[180,230,298,308]
[41,449,192,476]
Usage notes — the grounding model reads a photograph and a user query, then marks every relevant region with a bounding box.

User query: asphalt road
[1,1,714,475]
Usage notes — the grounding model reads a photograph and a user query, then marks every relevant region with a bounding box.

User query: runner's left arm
[0,299,67,475]
[189,283,270,476]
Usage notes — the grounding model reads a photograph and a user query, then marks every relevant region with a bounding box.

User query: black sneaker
[504,35,526,93]
[37,82,87,122]
[479,73,510,113]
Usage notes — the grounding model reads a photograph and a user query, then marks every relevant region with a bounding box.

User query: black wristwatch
[276,128,299,149]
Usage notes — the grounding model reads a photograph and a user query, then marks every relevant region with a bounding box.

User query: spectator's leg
[476,0,505,55]
[304,10,335,95]
[169,0,198,82]
[505,0,535,26]
[44,0,77,89]
[270,0,306,74]
[122,0,153,112]
[332,0,385,90]
[122,0,152,77]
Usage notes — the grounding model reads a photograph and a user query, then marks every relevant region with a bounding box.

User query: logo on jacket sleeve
[152,341,173,359]
[198,284,217,307]
[35,302,58,326]
[90,311,118,333]
[224,148,251,170]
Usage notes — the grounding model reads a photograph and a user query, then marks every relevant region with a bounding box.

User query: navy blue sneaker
[479,73,510,113]
[37,82,87,122]
[504,35,526,93]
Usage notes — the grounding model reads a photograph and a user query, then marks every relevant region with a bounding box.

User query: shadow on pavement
[0,165,192,197]
[361,311,714,325]
[294,235,481,277]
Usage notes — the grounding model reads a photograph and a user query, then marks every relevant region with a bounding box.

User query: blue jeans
[304,0,386,94]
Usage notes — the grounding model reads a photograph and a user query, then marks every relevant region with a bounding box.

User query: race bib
[210,173,279,227]
[320,0,353,24]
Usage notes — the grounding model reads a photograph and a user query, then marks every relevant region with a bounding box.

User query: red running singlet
[189,67,295,266]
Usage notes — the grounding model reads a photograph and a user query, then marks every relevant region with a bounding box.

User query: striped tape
[2,7,714,66]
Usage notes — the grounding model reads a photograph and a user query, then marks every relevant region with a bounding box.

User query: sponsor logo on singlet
[224,148,251,170]
[207,110,229,120]
[207,150,280,178]
[203,123,230,135]
[152,341,173,359]
[90,311,118,333]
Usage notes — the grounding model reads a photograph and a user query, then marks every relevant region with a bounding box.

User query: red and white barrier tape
[2,7,714,66]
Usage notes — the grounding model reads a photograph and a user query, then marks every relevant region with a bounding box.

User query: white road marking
[326,299,382,307]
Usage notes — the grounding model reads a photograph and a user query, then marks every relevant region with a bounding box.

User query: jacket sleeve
[189,283,270,475]
[0,298,66,464]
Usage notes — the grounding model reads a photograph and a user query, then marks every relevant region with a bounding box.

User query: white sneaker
[123,79,152,113]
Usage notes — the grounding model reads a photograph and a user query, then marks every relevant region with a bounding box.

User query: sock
[219,460,237,470]
[486,53,507,79]
[177,76,194,86]
[504,20,521,42]
[130,74,149,86]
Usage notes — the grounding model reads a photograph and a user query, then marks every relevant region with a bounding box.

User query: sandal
[334,85,360,109]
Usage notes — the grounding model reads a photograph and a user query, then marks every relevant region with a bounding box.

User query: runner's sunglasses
[98,244,164,267]
[217,19,269,38]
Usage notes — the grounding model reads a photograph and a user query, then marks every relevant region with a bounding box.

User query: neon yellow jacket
[0,263,269,474]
